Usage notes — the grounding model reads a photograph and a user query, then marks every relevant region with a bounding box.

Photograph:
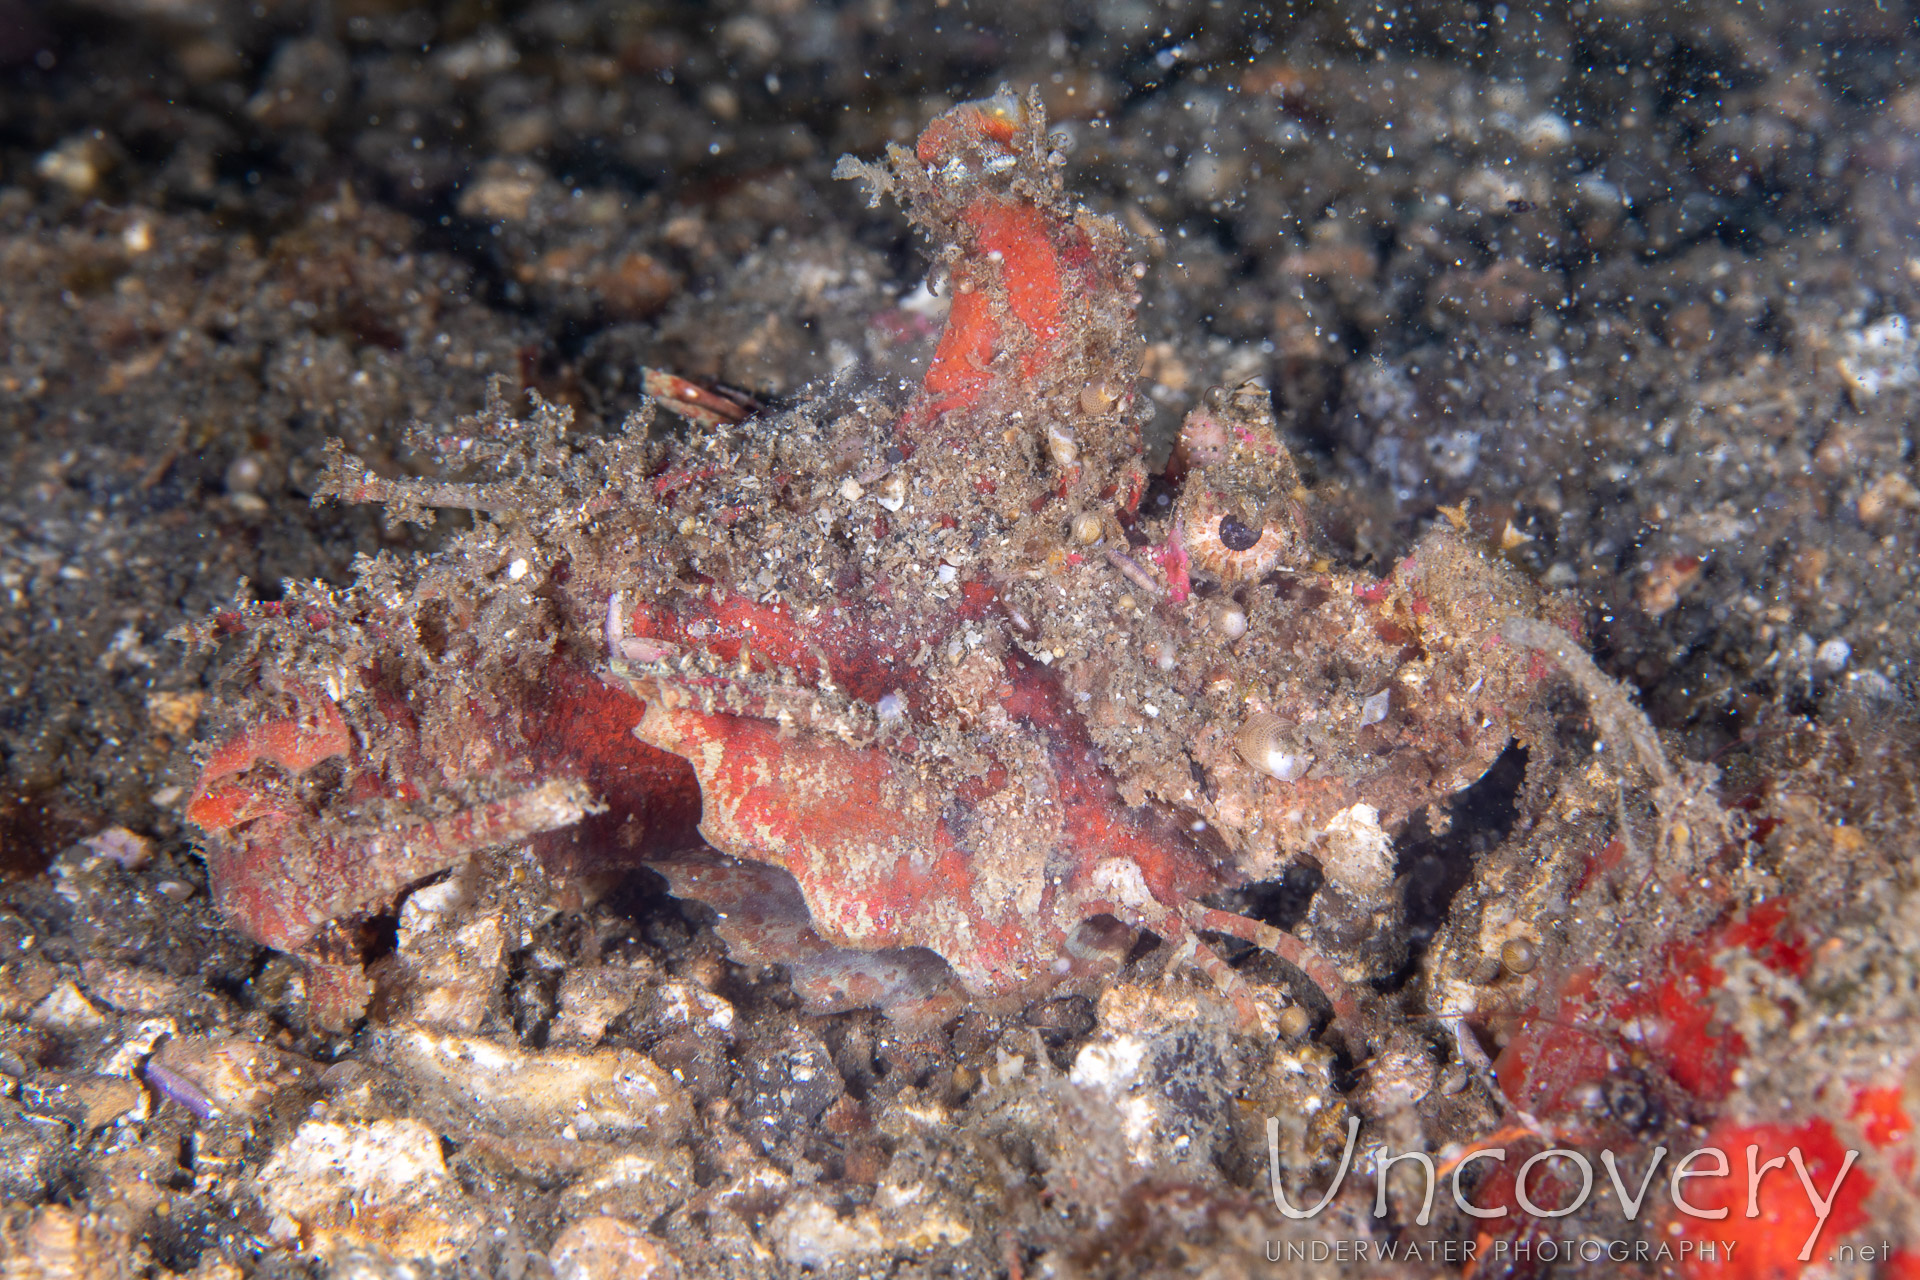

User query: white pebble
[1520,111,1571,151]
[225,454,265,494]
[1815,638,1851,674]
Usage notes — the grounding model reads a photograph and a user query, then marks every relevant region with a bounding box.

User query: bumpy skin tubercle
[187,94,1566,1051]
[836,88,1147,516]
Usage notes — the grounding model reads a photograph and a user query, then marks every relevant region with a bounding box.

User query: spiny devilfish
[184,90,1566,1045]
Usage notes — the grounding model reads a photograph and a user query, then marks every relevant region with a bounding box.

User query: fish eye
[1218,515,1262,552]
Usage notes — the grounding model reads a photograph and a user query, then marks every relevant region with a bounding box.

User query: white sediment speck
[1849,670,1899,702]
[1838,314,1917,402]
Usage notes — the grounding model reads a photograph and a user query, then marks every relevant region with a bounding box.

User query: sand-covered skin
[2,3,1918,1277]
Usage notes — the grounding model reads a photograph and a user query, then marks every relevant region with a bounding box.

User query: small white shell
[1235,713,1308,781]
[1045,423,1079,469]
[1500,936,1540,975]
[1079,380,1120,415]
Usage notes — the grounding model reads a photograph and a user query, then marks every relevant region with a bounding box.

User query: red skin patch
[1496,902,1809,1116]
[914,103,1020,164]
[1850,1085,1916,1184]
[1493,963,1616,1121]
[1671,1119,1871,1280]
[920,198,1063,417]
[1156,527,1192,604]
[627,611,1221,999]
[186,690,350,831]
[186,688,351,834]
[1852,1086,1913,1150]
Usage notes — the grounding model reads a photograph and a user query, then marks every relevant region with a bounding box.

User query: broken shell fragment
[1234,713,1309,782]
[1318,804,1396,899]
[648,979,737,1040]
[549,1216,683,1280]
[1360,1038,1435,1116]
[769,1187,972,1269]
[377,905,508,1033]
[0,1204,135,1279]
[551,966,648,1046]
[558,1150,695,1228]
[375,1026,691,1145]
[145,1034,316,1120]
[257,1118,482,1262]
